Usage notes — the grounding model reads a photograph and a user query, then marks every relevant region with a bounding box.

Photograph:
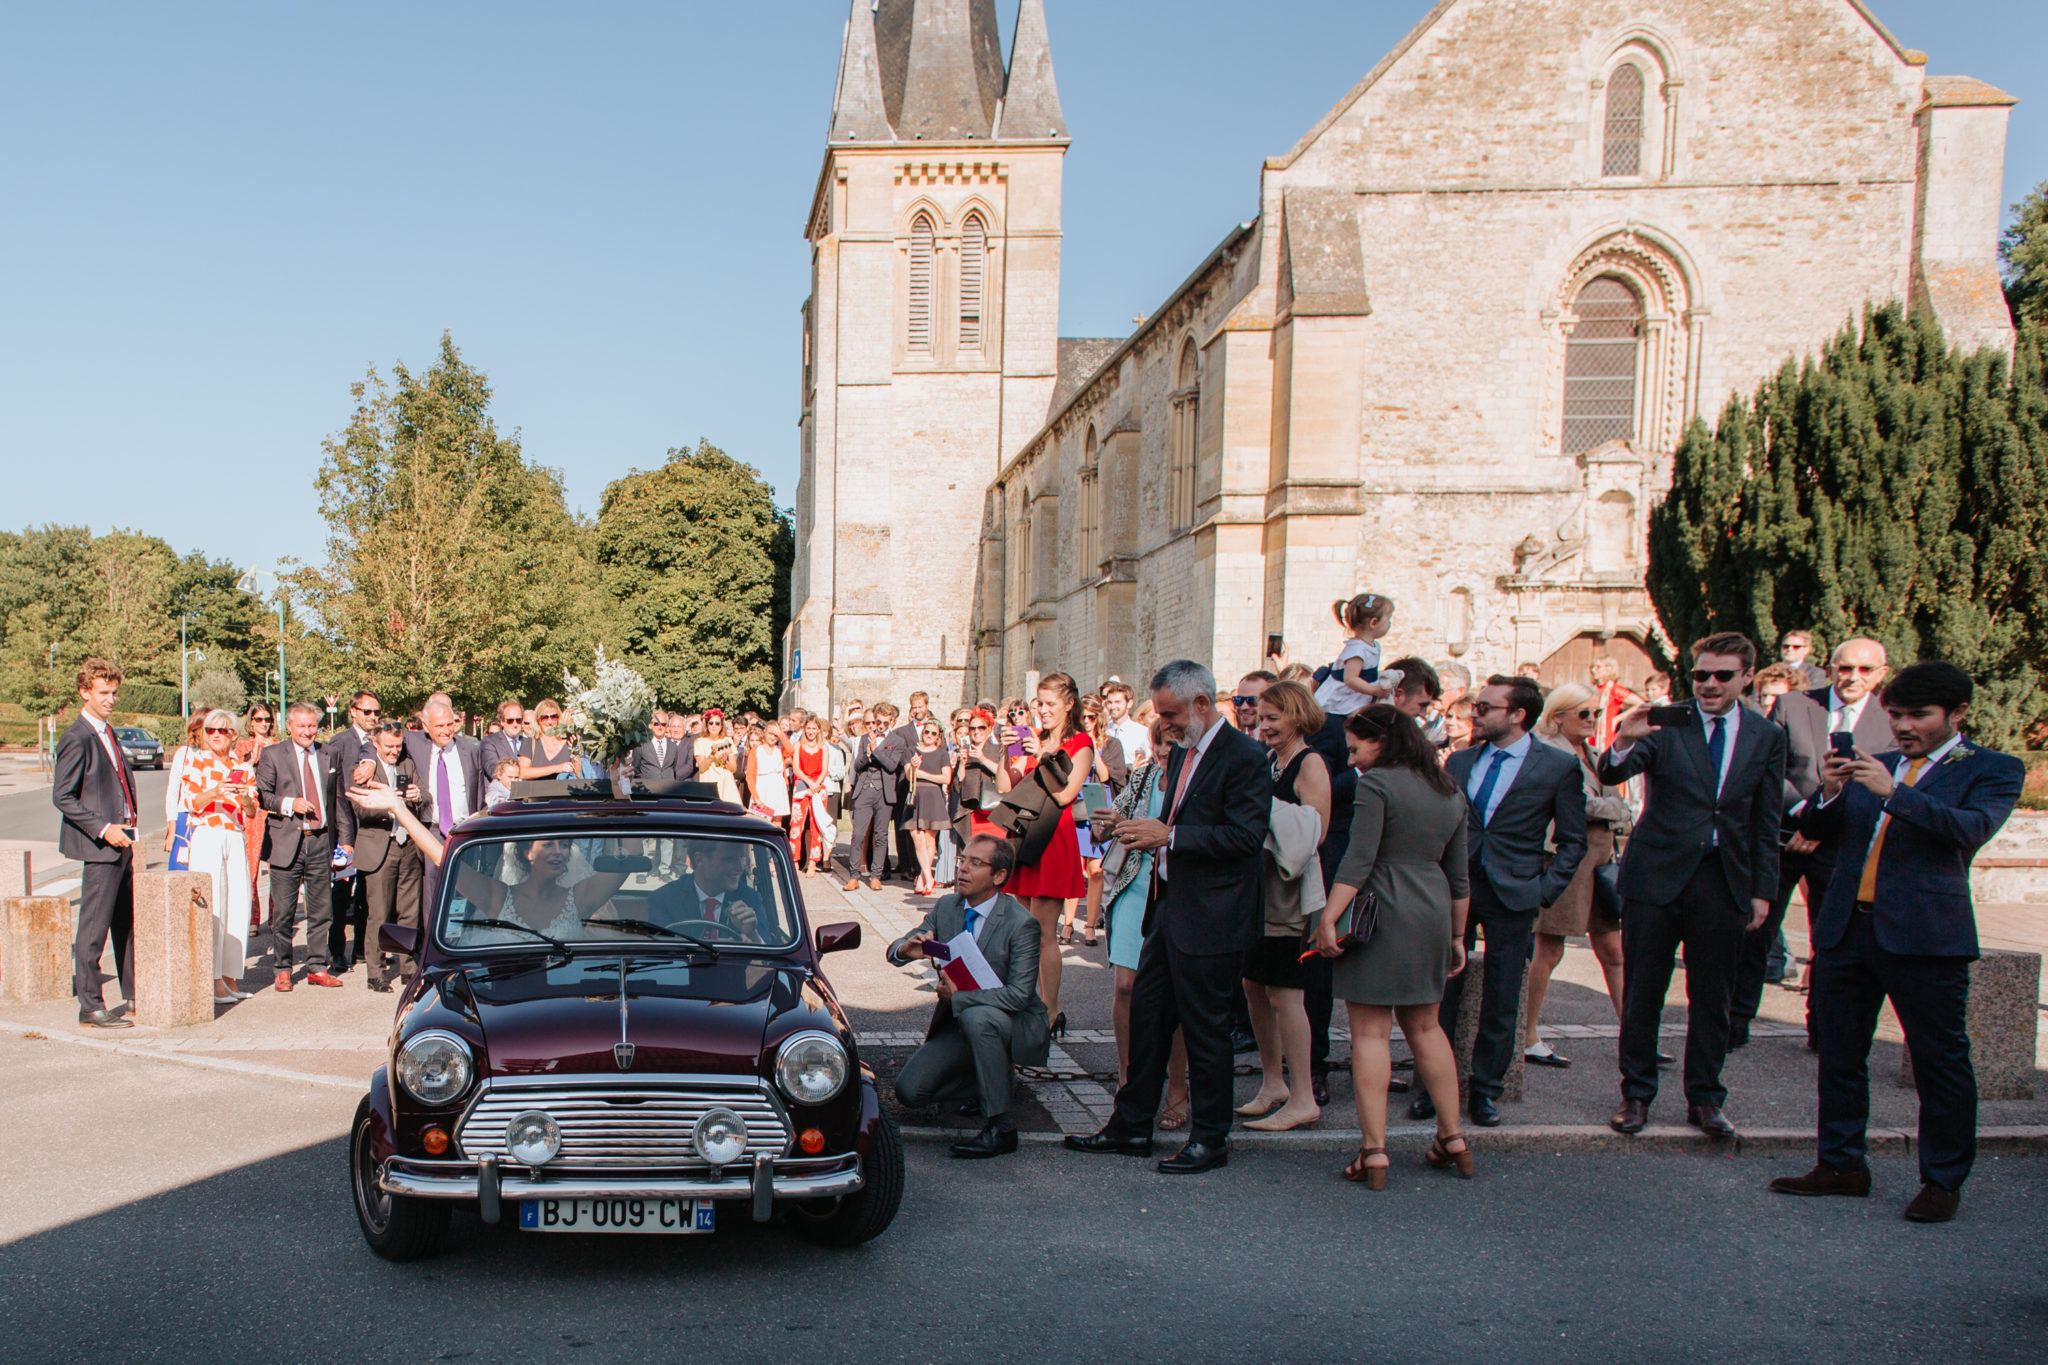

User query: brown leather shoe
[273,970,294,993]
[1903,1182,1960,1223]
[1609,1098,1648,1134]
[869,878,883,891]
[843,878,860,892]
[1769,1163,1871,1197]
[305,970,343,988]
[1687,1104,1736,1139]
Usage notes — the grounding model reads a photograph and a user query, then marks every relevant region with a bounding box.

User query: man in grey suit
[630,711,699,785]
[405,695,489,920]
[325,690,382,972]
[338,721,427,992]
[257,700,345,990]
[1430,675,1588,1126]
[478,699,530,777]
[1601,632,1787,1139]
[1732,637,1893,1046]
[887,834,1051,1158]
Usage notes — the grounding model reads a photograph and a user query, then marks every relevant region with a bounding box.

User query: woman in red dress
[1006,671,1093,1037]
[788,717,831,876]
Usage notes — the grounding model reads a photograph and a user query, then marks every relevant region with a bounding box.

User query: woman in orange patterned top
[184,709,259,1004]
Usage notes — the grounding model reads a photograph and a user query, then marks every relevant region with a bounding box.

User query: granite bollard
[134,871,214,1028]
[1,897,78,1005]
[1449,947,1527,1103]
[1898,948,2040,1101]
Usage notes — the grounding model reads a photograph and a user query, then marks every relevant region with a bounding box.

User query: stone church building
[785,0,2016,714]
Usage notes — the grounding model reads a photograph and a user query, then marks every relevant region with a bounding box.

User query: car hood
[461,956,805,1078]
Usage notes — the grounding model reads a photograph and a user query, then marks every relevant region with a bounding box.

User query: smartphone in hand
[1646,705,1696,728]
[1828,732,1857,758]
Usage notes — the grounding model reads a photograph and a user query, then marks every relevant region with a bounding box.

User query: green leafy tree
[188,667,249,714]
[2004,180,2048,328]
[594,440,794,713]
[302,333,598,714]
[77,530,180,685]
[0,525,95,711]
[1648,305,2048,749]
[170,552,270,695]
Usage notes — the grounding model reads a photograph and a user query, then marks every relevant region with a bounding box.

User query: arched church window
[1562,276,1642,454]
[959,213,986,352]
[1169,339,1200,532]
[908,212,935,353]
[1603,64,1644,177]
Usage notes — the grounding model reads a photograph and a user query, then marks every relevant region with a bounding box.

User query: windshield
[437,834,801,953]
[115,728,153,742]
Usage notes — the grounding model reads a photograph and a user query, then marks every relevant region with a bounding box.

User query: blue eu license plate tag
[519,1197,713,1233]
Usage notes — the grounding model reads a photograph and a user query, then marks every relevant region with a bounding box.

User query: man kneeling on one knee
[887,834,1052,1158]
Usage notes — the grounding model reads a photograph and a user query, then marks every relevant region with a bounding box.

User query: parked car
[113,726,162,769]
[349,783,903,1260]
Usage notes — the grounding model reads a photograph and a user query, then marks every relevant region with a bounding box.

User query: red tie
[301,749,322,828]
[703,896,720,922]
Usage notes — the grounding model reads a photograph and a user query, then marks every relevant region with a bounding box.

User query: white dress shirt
[1109,717,1151,768]
[1160,716,1225,875]
[1828,689,1869,734]
[1465,731,1533,824]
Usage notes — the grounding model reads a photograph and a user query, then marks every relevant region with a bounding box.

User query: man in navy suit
[51,658,141,1026]
[1771,662,2023,1223]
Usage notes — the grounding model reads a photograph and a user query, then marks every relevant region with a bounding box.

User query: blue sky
[2,0,2040,571]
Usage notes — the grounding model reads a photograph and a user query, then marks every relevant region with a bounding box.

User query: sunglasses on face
[1572,708,1595,720]
[1232,695,1261,708]
[355,707,379,718]
[1693,669,1740,683]
[1470,702,1506,716]
[204,726,233,735]
[1835,664,1883,674]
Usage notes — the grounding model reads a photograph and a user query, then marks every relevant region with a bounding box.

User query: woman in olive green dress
[1315,705,1473,1188]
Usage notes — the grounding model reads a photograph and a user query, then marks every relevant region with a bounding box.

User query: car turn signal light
[421,1125,450,1155]
[799,1128,825,1155]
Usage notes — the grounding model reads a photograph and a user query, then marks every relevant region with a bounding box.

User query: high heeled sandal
[1158,1098,1189,1131]
[1344,1146,1389,1189]
[1425,1132,1475,1178]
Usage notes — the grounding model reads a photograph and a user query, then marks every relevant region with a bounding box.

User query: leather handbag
[1329,889,1381,954]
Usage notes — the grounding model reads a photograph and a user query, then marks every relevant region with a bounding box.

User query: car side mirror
[814,922,861,956]
[380,923,421,956]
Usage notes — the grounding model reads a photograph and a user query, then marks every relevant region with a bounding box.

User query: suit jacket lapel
[1492,742,1546,813]
[1678,715,1715,794]
[1725,708,1764,791]
[1171,726,1230,823]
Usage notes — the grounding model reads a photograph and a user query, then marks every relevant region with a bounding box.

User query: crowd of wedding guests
[51,599,2022,1222]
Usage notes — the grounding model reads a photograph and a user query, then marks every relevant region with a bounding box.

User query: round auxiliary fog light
[692,1108,750,1167]
[505,1110,562,1167]
[421,1126,450,1155]
[799,1128,826,1155]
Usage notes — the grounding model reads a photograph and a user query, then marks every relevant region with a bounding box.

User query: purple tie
[435,748,454,836]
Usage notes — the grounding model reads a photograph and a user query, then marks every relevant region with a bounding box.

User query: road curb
[9,1024,365,1092]
[899,1123,2048,1155]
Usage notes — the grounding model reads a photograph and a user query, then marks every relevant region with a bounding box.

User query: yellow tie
[1855,758,1927,903]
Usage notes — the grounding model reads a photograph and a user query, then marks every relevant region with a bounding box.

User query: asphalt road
[0,769,171,854]
[2,1034,2042,1365]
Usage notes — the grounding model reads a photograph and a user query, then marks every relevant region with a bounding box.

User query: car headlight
[505,1110,561,1166]
[692,1108,750,1166]
[396,1031,474,1106]
[775,1031,849,1104]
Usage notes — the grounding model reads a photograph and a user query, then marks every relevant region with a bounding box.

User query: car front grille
[457,1080,792,1169]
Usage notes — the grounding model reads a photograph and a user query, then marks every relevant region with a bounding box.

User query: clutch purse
[1322,890,1381,956]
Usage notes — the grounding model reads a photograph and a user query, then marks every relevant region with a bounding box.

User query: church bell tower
[787,0,1068,714]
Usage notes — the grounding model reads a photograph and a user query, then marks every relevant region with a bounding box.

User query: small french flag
[924,931,1002,992]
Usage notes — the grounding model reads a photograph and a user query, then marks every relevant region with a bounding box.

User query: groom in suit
[1430,675,1587,1126]
[51,658,141,1027]
[888,834,1052,1158]
[1066,660,1272,1174]
[1771,662,2023,1222]
[1600,632,1787,1139]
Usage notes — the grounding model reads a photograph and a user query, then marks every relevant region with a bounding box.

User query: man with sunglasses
[1731,638,1893,1048]
[326,691,382,972]
[1600,632,1786,1140]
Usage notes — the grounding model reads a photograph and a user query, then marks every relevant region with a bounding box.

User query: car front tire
[785,1108,904,1248]
[350,1097,448,1260]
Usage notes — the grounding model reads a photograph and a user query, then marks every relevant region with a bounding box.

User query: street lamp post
[178,610,204,718]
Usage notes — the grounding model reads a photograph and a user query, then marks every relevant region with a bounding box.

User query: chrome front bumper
[380,1153,863,1204]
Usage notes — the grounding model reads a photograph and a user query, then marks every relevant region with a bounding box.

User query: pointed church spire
[829,0,894,141]
[996,0,1066,139]
[876,0,1005,140]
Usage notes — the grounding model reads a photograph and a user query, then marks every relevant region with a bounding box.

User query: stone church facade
[787,0,2015,714]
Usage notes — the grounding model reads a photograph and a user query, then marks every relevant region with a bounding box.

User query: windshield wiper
[457,918,572,960]
[581,915,718,956]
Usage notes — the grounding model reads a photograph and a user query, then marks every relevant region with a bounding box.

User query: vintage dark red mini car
[348,784,903,1259]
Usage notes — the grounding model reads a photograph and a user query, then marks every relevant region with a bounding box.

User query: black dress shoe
[367,980,393,994]
[78,1009,133,1030]
[951,1122,1018,1159]
[1524,1047,1572,1068]
[1230,1028,1257,1055]
[1064,1127,1152,1157]
[1687,1104,1736,1139]
[1310,1073,1329,1107]
[1469,1094,1502,1127]
[1610,1098,1649,1134]
[957,1102,982,1118]
[1903,1181,1960,1223]
[1388,1075,1411,1094]
[1656,1050,1676,1067]
[1727,1028,1750,1050]
[1769,1163,1872,1198]
[1409,1091,1436,1121]
[1156,1140,1227,1175]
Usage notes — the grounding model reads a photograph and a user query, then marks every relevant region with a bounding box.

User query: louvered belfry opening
[908,211,935,352]
[1562,275,1642,454]
[1603,63,1644,177]
[959,212,986,351]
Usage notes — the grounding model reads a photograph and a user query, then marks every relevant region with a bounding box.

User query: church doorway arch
[1538,632,1656,693]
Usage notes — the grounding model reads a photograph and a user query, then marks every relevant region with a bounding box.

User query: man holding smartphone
[1600,632,1786,1139]
[1731,638,1892,1047]
[52,657,141,1028]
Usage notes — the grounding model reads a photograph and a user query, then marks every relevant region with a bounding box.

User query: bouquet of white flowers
[562,648,655,789]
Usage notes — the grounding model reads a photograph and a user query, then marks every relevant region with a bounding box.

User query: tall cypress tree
[1646,305,2048,749]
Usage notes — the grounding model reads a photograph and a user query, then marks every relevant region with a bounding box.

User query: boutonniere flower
[1943,743,1977,766]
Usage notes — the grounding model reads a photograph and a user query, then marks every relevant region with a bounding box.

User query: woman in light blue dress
[1096,719,1189,1127]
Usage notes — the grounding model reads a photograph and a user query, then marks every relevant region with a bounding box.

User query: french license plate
[519,1197,713,1234]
